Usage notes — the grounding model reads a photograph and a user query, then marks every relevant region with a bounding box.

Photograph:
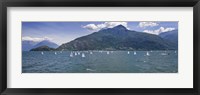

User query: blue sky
[22,21,178,45]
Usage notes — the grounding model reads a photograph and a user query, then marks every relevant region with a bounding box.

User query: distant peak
[98,25,128,32]
[113,25,127,30]
[42,39,51,42]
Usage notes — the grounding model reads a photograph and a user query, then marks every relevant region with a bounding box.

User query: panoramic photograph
[22,21,178,73]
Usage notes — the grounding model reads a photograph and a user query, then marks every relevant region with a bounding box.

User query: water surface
[22,51,178,73]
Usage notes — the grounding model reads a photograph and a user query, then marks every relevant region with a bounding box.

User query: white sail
[161,53,167,55]
[146,51,150,56]
[70,52,73,57]
[107,51,110,54]
[90,52,93,54]
[134,51,136,55]
[127,51,130,54]
[41,52,44,55]
[82,53,85,57]
[55,52,57,55]
[75,52,77,56]
[78,52,80,55]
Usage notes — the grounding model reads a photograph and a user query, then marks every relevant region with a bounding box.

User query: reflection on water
[22,51,178,73]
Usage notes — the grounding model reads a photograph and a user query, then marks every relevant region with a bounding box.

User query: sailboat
[75,52,77,56]
[82,53,85,57]
[55,52,57,55]
[70,52,73,57]
[134,51,136,55]
[107,51,110,54]
[41,52,44,55]
[161,52,167,55]
[78,52,80,55]
[90,52,93,54]
[127,51,130,54]
[146,51,150,56]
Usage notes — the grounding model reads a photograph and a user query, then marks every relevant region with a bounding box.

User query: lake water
[22,51,178,73]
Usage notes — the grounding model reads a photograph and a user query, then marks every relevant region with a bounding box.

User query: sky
[22,21,178,45]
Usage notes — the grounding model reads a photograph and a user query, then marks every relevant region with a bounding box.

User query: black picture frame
[0,0,199,95]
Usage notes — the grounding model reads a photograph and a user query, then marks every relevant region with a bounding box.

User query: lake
[22,51,178,73]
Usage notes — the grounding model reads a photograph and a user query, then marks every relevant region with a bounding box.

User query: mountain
[159,30,178,48]
[30,45,55,51]
[22,40,38,51]
[33,40,59,49]
[57,25,176,51]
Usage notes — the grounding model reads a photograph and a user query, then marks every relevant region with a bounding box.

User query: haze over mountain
[30,45,55,51]
[33,40,59,49]
[159,30,178,47]
[22,40,59,51]
[55,25,177,51]
[22,40,38,51]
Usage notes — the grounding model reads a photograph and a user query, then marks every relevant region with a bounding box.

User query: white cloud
[82,24,101,32]
[82,22,128,32]
[138,22,159,28]
[22,36,52,42]
[143,27,176,35]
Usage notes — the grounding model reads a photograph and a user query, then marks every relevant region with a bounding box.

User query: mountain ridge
[56,25,177,51]
[22,40,59,51]
[159,29,178,48]
[33,40,59,48]
[30,45,55,51]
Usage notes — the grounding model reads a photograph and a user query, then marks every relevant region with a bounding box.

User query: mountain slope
[22,40,38,51]
[159,30,178,47]
[33,40,59,49]
[57,25,176,51]
[30,45,55,51]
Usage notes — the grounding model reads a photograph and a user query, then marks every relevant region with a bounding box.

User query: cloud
[82,24,102,32]
[143,27,176,35]
[22,36,52,42]
[138,22,159,28]
[82,22,128,32]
